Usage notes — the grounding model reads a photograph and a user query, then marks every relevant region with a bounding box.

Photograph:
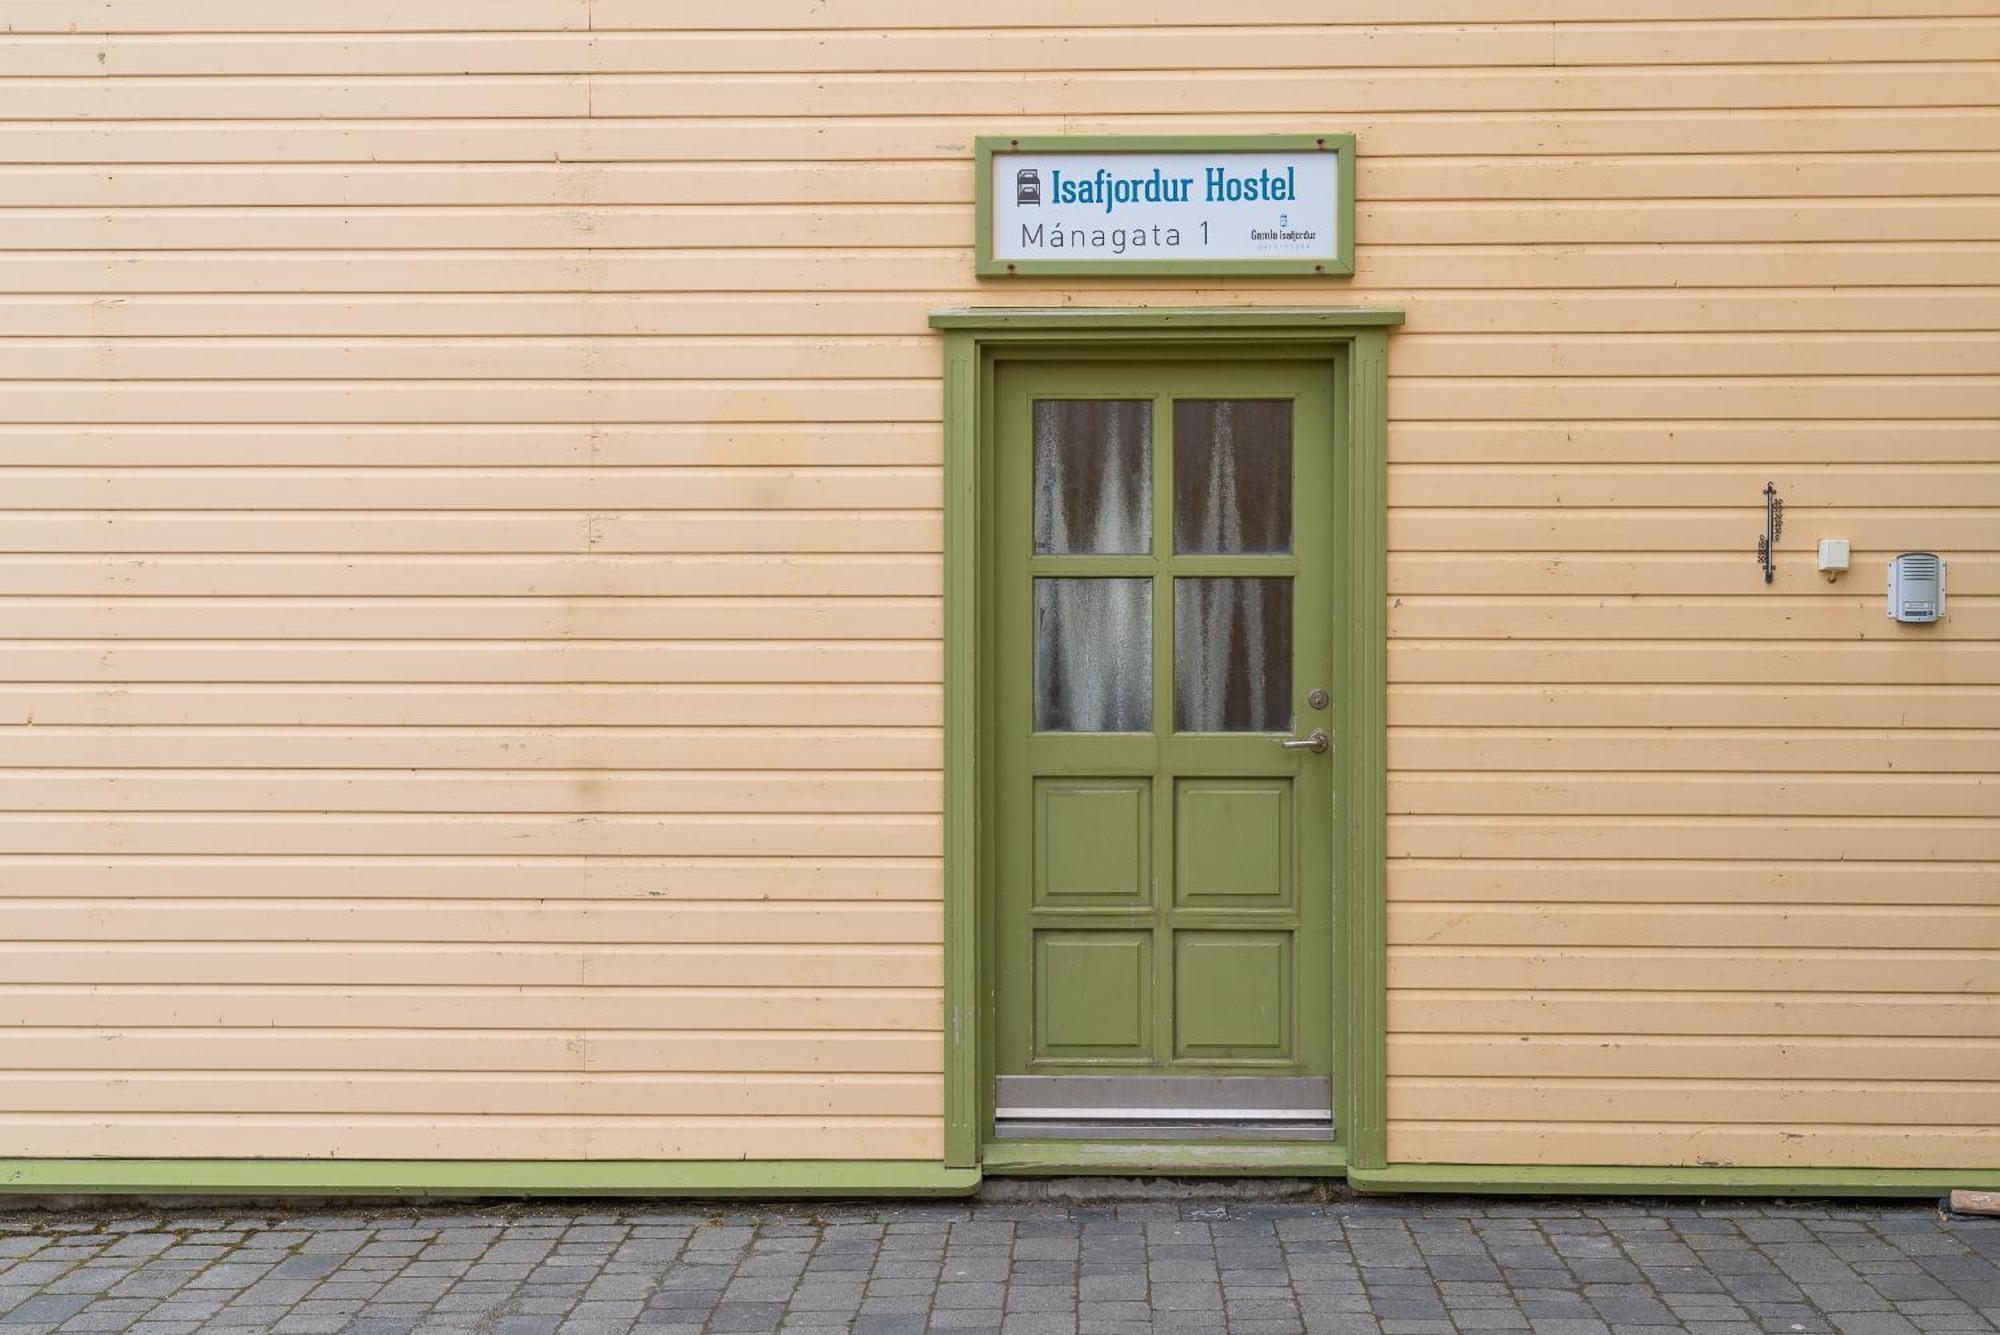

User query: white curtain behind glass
[1032,400,1153,731]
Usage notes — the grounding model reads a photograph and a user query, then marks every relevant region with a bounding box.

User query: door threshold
[994,1120,1335,1142]
[982,1139,1346,1177]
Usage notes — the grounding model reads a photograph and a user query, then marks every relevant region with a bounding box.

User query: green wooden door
[992,358,1336,1127]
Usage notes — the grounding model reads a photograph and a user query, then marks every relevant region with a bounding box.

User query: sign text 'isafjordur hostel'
[978,134,1355,276]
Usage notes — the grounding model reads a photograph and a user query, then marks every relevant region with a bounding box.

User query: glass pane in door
[1173,577,1293,732]
[1034,400,1152,555]
[1174,400,1292,554]
[1035,577,1152,732]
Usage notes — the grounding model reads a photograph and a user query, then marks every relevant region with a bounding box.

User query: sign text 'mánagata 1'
[988,147,1342,269]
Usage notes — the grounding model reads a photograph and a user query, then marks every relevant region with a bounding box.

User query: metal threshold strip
[994,1076,1334,1142]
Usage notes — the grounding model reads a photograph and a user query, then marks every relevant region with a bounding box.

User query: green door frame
[929,307,1402,1176]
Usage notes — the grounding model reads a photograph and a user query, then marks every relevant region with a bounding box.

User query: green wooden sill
[983,1141,1345,1177]
[1350,1163,2000,1199]
[0,1160,981,1198]
[6,1156,1995,1199]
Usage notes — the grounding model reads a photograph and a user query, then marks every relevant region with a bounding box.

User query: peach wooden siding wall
[3,0,1996,1167]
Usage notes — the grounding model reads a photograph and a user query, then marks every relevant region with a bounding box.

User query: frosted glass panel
[1174,578,1293,733]
[1174,400,1292,554]
[1035,578,1152,733]
[1033,399,1152,555]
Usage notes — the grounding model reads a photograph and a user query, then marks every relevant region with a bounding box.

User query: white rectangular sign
[981,139,1350,275]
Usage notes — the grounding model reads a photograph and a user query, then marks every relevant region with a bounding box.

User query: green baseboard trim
[0,1160,982,1198]
[983,1141,1345,1178]
[1349,1164,2000,1199]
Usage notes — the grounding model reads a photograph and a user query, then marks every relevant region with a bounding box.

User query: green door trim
[930,307,1401,1174]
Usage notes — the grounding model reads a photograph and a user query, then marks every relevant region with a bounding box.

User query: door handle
[1279,729,1328,754]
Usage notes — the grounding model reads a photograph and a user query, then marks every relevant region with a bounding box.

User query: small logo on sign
[1015,168,1041,205]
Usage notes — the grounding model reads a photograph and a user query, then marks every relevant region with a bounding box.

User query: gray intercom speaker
[1887,552,1946,624]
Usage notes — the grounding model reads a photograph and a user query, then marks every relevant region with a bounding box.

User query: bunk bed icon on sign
[1015,168,1041,205]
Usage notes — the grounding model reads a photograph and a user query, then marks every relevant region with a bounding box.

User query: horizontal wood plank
[1387,1122,1998,1168]
[1389,1077,2000,1124]
[1391,1034,2000,1081]
[0,1116,943,1161]
[1390,991,2000,1036]
[0,859,942,901]
[1393,904,2000,949]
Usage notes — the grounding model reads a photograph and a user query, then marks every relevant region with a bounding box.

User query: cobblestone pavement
[1,1195,1997,1335]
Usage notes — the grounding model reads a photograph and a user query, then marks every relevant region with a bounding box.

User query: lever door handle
[1279,729,1329,754]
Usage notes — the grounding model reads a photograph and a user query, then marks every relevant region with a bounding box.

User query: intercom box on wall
[1888,552,1946,624]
